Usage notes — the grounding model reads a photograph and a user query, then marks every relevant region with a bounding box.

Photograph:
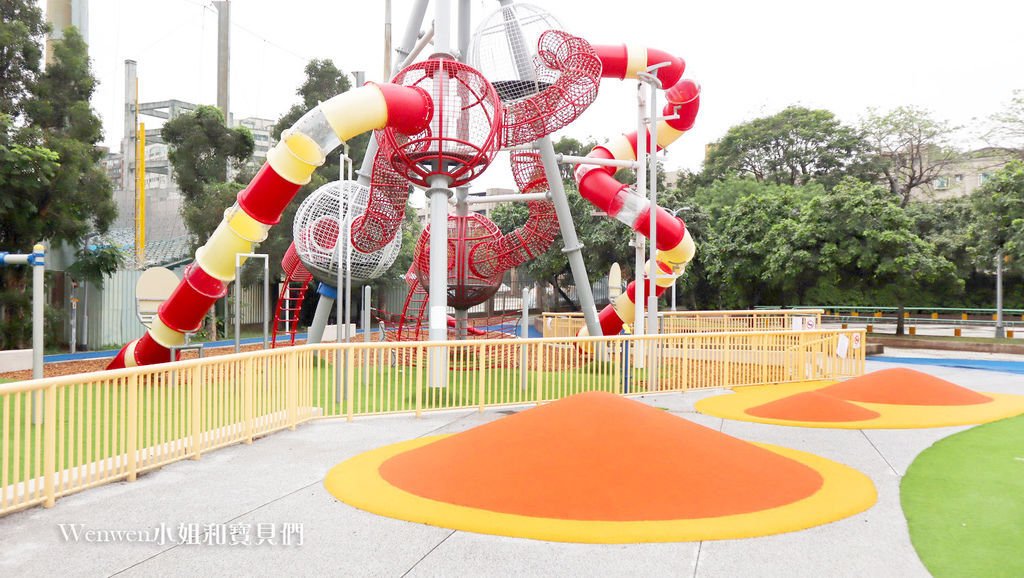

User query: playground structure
[105,0,701,372]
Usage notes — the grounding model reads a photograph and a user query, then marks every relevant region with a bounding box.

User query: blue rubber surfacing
[873,356,1024,375]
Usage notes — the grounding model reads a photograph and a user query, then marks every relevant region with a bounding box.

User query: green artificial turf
[901,414,1024,577]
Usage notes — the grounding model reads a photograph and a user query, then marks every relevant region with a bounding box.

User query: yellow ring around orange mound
[695,382,1024,429]
[323,435,877,543]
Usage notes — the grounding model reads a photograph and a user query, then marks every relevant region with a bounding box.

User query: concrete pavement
[1,360,1022,577]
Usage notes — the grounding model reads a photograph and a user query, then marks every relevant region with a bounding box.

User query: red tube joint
[593,45,628,79]
[372,83,433,135]
[237,163,303,225]
[633,206,686,250]
[158,263,229,333]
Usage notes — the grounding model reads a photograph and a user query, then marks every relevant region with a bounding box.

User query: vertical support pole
[646,79,659,339]
[434,0,451,54]
[454,186,469,341]
[263,256,269,349]
[427,175,451,389]
[32,244,44,425]
[457,0,471,61]
[234,259,241,353]
[996,249,1005,338]
[214,0,230,122]
[308,294,335,346]
[43,384,56,507]
[477,343,486,412]
[633,82,647,370]
[536,137,602,337]
[383,0,392,79]
[520,287,529,391]
[126,374,138,481]
[136,122,146,265]
[362,285,371,382]
[346,347,355,421]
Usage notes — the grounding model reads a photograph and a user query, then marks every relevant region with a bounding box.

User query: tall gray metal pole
[123,60,137,223]
[427,175,452,388]
[457,0,471,60]
[536,138,602,338]
[214,1,230,123]
[454,186,470,340]
[306,0,429,345]
[996,249,1005,338]
[633,83,647,352]
[383,0,392,81]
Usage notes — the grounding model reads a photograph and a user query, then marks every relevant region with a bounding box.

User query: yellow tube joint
[320,85,389,142]
[149,317,186,349]
[267,130,325,185]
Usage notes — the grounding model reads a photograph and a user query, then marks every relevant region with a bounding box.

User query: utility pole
[214,1,230,124]
[996,249,1005,339]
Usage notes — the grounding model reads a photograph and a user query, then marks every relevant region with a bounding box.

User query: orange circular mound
[746,391,881,422]
[819,368,994,406]
[379,391,824,521]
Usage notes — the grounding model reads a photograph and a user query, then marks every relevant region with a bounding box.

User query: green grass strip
[901,414,1024,577]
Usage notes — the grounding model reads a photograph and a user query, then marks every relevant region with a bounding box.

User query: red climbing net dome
[379,59,502,188]
[414,213,504,310]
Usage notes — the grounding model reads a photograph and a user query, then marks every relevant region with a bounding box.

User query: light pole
[667,206,691,311]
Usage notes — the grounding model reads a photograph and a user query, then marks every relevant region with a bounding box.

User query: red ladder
[272,244,314,348]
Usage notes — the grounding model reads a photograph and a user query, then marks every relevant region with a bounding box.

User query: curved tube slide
[108,84,432,369]
[576,45,701,337]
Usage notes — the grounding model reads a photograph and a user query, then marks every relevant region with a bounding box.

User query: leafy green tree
[257,58,377,286]
[799,179,960,333]
[0,25,116,348]
[968,160,1024,270]
[0,0,47,118]
[704,182,808,307]
[989,90,1024,158]
[161,105,253,203]
[861,106,961,208]
[702,106,873,189]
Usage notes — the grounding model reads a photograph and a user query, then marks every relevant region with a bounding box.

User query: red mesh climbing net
[379,59,502,189]
[501,30,602,147]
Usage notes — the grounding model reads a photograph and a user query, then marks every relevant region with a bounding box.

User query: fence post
[287,351,298,430]
[244,357,254,444]
[761,333,769,385]
[535,342,544,406]
[680,336,689,391]
[43,384,57,507]
[415,346,423,418]
[478,343,486,413]
[345,347,355,422]
[127,374,139,480]
[191,367,202,460]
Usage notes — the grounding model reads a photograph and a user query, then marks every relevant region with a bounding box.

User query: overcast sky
[68,0,1024,189]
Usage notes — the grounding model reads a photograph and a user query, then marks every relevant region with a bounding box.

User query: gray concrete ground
[2,359,1023,577]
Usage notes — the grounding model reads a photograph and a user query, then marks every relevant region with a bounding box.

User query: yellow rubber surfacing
[696,381,1024,429]
[324,435,876,544]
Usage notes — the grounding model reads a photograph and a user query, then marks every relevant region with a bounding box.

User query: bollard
[866,324,873,333]
[954,328,962,337]
[931,312,938,320]
[841,323,848,329]
[961,313,968,321]
[909,326,916,336]
[1008,330,1015,339]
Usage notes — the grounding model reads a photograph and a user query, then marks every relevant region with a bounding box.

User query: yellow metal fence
[0,328,863,516]
[541,309,825,338]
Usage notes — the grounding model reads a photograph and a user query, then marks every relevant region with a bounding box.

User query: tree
[989,90,1024,157]
[161,105,253,203]
[703,182,808,307]
[272,59,369,168]
[0,0,47,119]
[968,160,1024,270]
[798,179,960,334]
[702,106,873,189]
[0,25,116,348]
[861,106,961,208]
[254,59,377,285]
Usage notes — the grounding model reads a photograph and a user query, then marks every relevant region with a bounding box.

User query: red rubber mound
[746,391,881,422]
[379,391,823,521]
[819,368,993,406]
